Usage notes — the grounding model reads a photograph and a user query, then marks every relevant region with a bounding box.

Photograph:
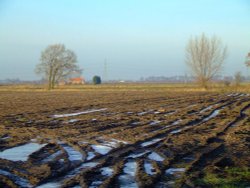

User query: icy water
[0,143,46,161]
[53,108,107,118]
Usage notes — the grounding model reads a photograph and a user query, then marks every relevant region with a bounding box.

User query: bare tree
[245,52,250,66]
[234,71,242,87]
[185,33,227,88]
[36,44,81,89]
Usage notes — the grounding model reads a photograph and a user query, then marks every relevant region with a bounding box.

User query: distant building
[68,77,85,84]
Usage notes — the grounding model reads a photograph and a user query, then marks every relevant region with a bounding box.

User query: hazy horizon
[0,0,250,81]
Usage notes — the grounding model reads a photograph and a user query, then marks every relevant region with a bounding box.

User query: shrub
[92,76,101,85]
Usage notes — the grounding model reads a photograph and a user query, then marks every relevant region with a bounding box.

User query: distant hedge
[93,75,101,84]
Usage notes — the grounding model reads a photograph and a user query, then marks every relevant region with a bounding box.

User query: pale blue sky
[0,0,249,80]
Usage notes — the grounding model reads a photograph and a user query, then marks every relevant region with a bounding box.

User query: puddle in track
[0,142,46,161]
[171,119,182,126]
[60,144,83,161]
[165,168,185,176]
[141,138,163,147]
[200,105,215,113]
[0,135,11,140]
[144,161,156,175]
[170,129,182,134]
[68,119,79,123]
[0,169,32,188]
[148,152,164,162]
[149,120,161,126]
[53,108,107,118]
[127,150,150,158]
[87,151,96,160]
[42,150,63,163]
[118,160,138,188]
[201,109,220,123]
[100,167,114,176]
[89,180,103,188]
[91,145,112,155]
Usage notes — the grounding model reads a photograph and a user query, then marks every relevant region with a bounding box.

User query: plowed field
[0,91,249,187]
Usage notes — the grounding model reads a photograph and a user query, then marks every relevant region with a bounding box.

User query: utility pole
[103,58,108,83]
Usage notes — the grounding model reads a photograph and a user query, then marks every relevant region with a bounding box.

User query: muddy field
[0,90,249,187]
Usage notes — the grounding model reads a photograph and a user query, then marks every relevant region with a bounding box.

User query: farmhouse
[69,77,85,84]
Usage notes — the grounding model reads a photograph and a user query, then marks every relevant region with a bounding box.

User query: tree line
[35,33,250,90]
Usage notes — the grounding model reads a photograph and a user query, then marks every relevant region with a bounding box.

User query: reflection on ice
[53,108,107,118]
[118,161,138,188]
[0,143,46,161]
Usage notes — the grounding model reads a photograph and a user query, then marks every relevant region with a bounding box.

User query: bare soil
[0,91,249,187]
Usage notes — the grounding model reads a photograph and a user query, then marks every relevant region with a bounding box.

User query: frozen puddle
[127,150,150,158]
[144,161,156,175]
[89,180,103,188]
[138,110,153,116]
[0,169,32,188]
[200,105,215,113]
[87,151,96,160]
[171,119,182,125]
[141,138,163,147]
[148,152,164,162]
[42,150,63,163]
[60,144,83,161]
[0,143,46,161]
[101,167,114,176]
[170,129,182,134]
[36,182,61,188]
[201,109,220,123]
[0,135,11,140]
[68,119,79,123]
[166,168,185,176]
[149,120,161,125]
[118,161,138,188]
[53,108,107,118]
[91,145,112,155]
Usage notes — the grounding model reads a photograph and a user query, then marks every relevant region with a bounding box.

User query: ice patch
[0,136,10,140]
[170,129,182,134]
[87,152,96,160]
[68,119,79,123]
[53,108,107,118]
[36,182,61,188]
[201,109,220,122]
[138,110,153,116]
[61,144,83,161]
[0,143,46,161]
[91,145,112,155]
[0,169,32,188]
[148,152,164,162]
[141,138,163,147]
[89,180,103,188]
[127,151,150,158]
[144,161,156,175]
[101,167,114,176]
[42,150,63,163]
[165,168,185,175]
[118,161,138,188]
[111,138,128,144]
[149,120,161,125]
[200,105,214,113]
[171,119,182,125]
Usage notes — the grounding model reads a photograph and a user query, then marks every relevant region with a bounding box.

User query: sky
[0,0,250,81]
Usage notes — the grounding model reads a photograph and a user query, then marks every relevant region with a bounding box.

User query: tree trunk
[48,67,53,90]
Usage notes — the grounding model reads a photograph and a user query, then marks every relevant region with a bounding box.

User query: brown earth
[0,91,249,187]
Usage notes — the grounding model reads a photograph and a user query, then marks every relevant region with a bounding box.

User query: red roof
[70,77,84,82]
